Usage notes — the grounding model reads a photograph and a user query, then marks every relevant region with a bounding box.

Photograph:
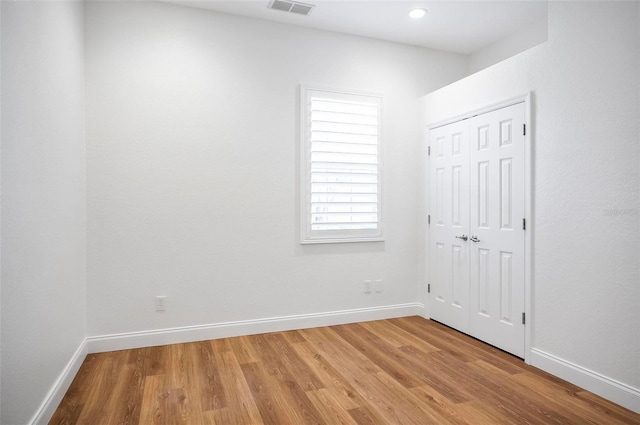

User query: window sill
[300,237,385,245]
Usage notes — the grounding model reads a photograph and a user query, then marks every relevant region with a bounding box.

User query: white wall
[0,2,86,424]
[423,0,639,408]
[0,3,3,422]
[85,2,467,337]
[468,16,548,75]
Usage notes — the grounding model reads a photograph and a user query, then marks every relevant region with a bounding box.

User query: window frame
[299,85,384,244]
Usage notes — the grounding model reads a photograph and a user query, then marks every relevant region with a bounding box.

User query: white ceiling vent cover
[268,0,315,16]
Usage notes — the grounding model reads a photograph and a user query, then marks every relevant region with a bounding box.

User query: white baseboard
[29,339,88,425]
[86,302,423,354]
[530,348,640,414]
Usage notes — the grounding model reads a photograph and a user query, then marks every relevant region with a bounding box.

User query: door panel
[429,102,526,358]
[429,120,470,333]
[468,103,526,358]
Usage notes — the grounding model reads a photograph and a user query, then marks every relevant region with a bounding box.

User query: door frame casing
[425,93,533,364]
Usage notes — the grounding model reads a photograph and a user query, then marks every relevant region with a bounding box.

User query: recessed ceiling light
[409,8,428,19]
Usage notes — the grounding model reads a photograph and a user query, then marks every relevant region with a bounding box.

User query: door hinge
[428,214,431,224]
[428,146,431,156]
[523,124,526,136]
[522,312,526,325]
[522,218,526,230]
[427,284,431,294]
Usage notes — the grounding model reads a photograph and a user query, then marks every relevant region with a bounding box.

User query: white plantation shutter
[301,86,383,243]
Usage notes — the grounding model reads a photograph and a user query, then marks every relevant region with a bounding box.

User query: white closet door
[428,101,526,358]
[429,119,470,333]
[468,103,526,358]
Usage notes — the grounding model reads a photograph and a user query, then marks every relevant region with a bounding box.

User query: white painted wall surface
[0,2,86,424]
[423,0,639,394]
[468,17,548,75]
[0,3,3,422]
[85,2,467,337]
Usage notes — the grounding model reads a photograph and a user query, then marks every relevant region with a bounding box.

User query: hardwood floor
[50,317,640,425]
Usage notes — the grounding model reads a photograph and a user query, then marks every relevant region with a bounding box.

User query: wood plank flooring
[50,317,640,424]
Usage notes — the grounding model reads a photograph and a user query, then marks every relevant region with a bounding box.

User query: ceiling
[161,0,548,55]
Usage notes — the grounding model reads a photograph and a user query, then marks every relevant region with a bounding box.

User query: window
[300,86,383,244]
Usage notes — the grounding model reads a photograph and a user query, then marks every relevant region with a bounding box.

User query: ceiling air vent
[268,0,315,16]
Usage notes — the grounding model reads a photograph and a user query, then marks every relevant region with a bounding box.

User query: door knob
[470,235,480,243]
[455,234,468,241]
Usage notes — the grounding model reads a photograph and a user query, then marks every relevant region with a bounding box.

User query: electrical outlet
[374,279,383,293]
[155,295,166,312]
[363,280,372,294]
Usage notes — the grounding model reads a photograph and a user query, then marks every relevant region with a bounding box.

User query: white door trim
[426,93,533,364]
